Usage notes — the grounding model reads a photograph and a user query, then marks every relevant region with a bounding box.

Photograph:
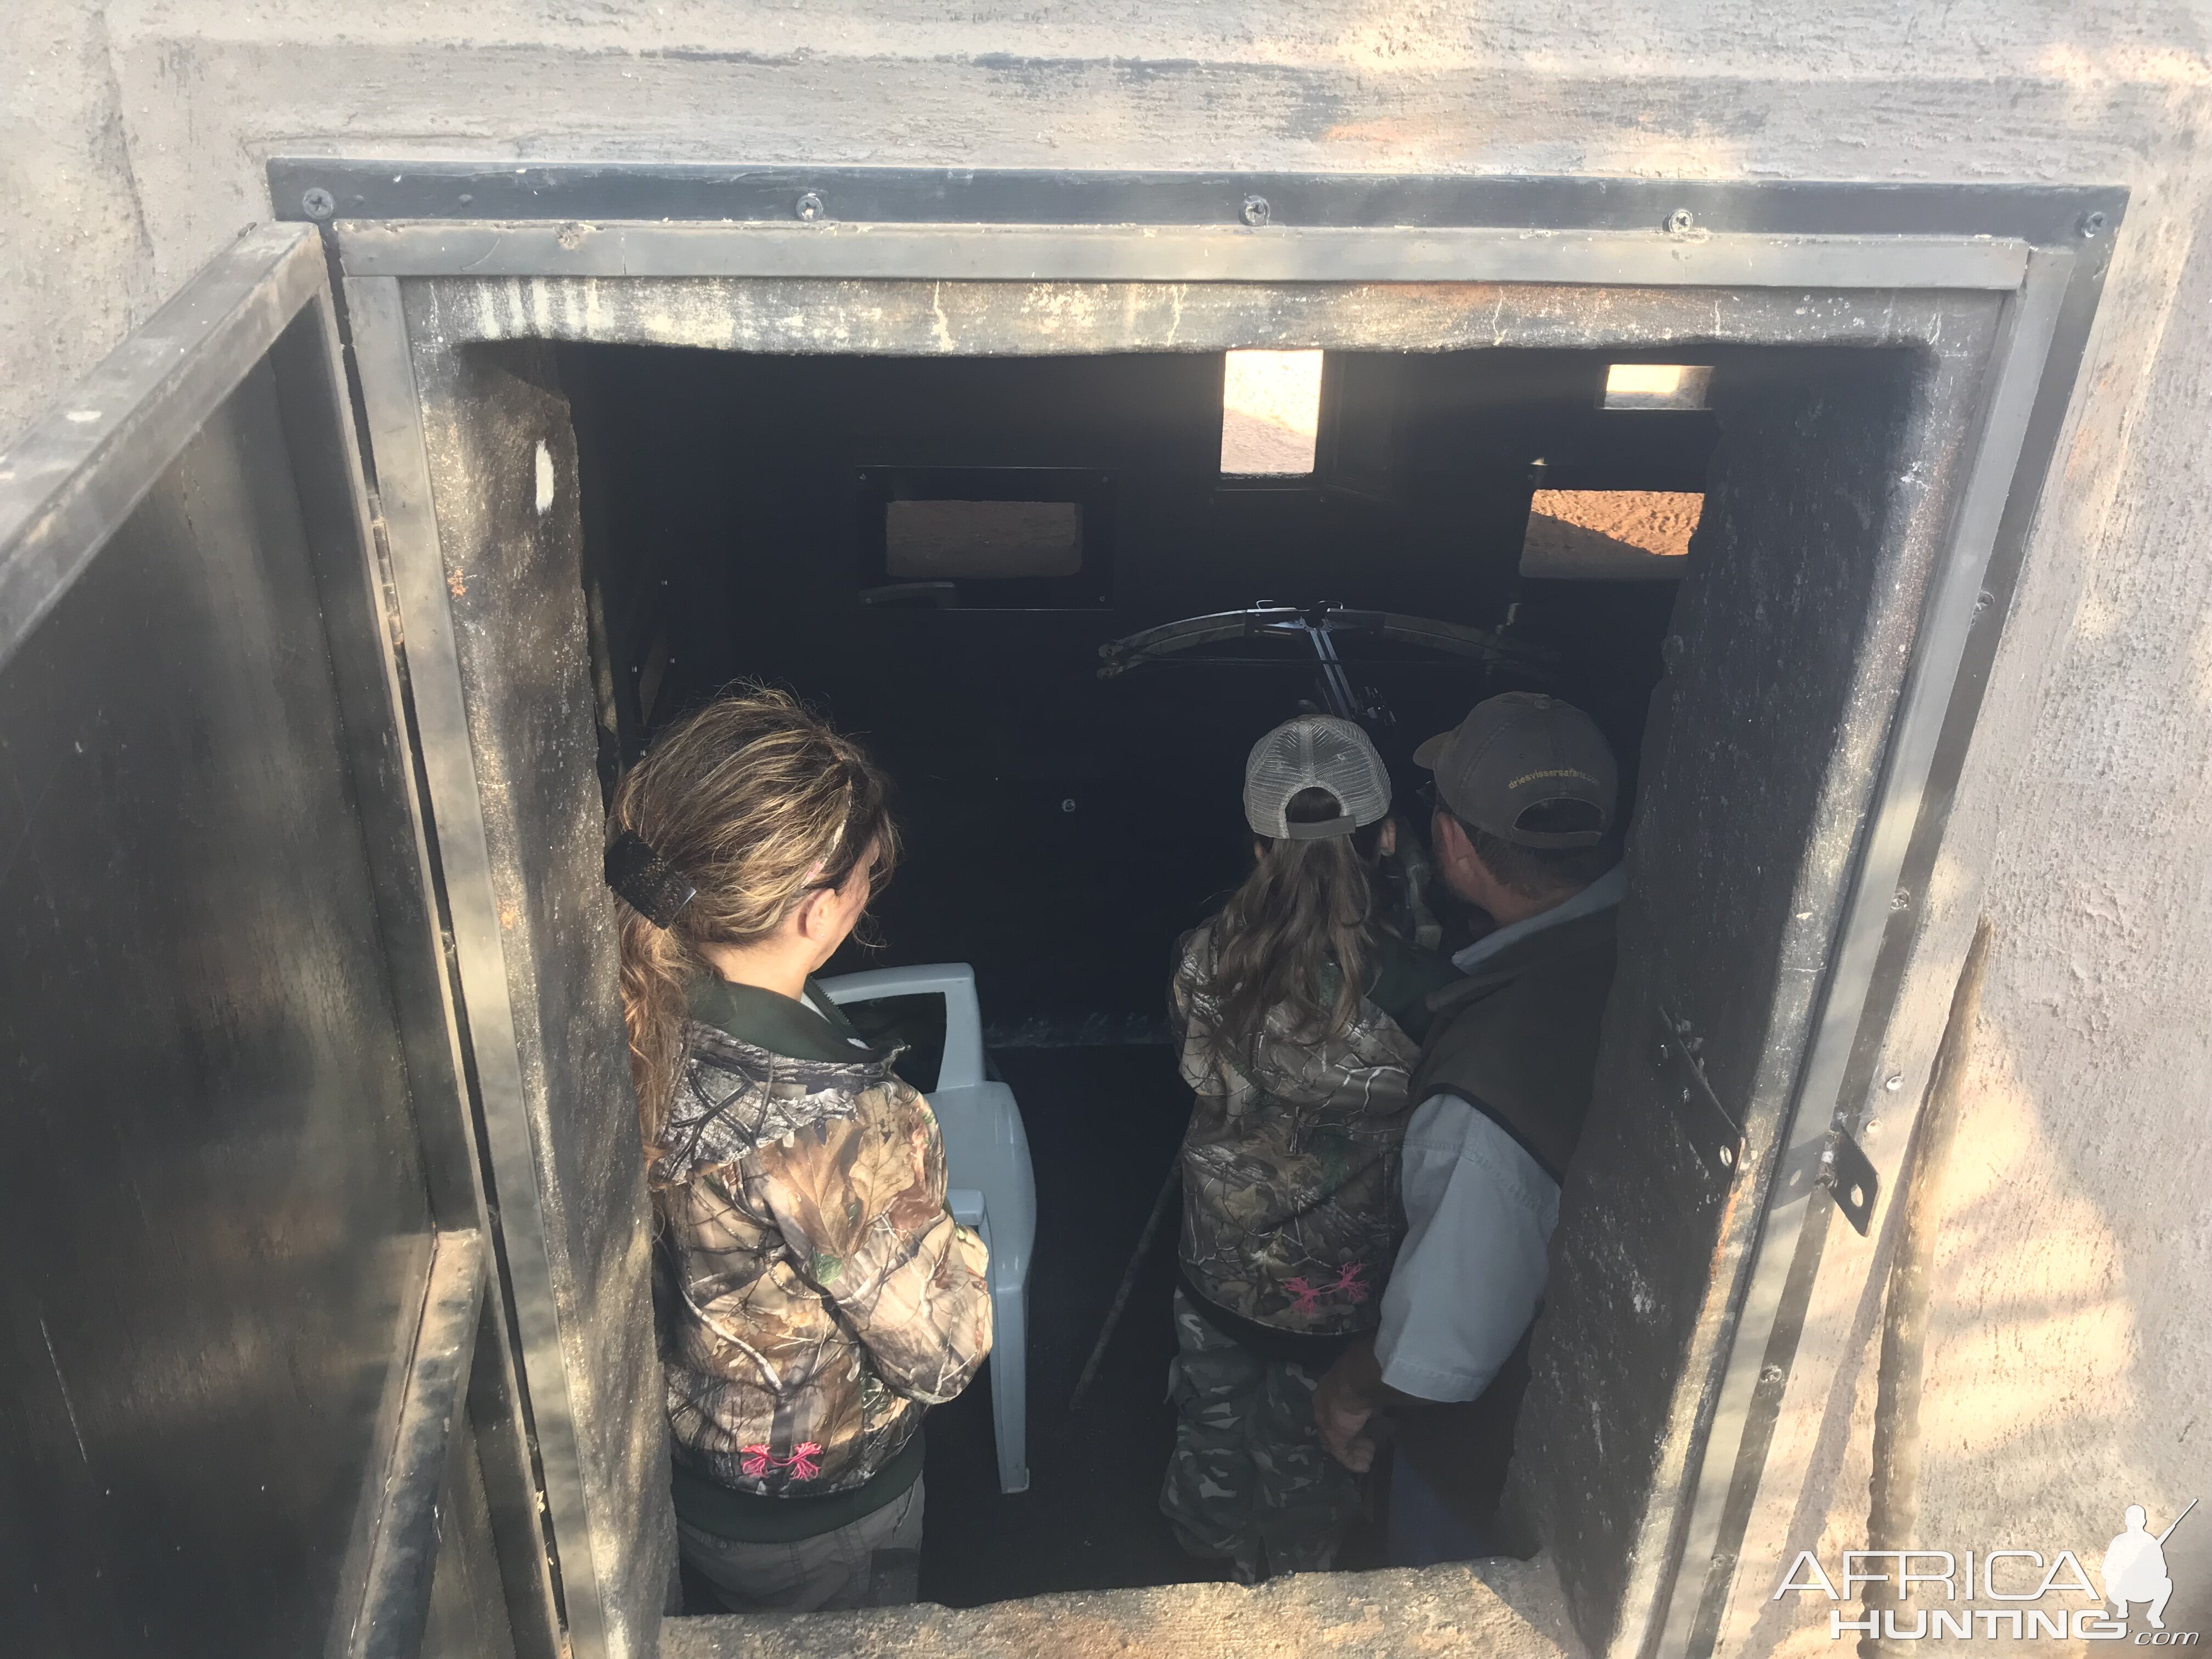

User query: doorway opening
[345,228,2060,1652]
[551,339,1869,1609]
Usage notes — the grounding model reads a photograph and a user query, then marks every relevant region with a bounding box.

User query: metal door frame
[286,164,2120,1657]
[0,223,560,1659]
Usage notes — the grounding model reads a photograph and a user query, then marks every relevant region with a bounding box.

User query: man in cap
[1312,691,1626,1565]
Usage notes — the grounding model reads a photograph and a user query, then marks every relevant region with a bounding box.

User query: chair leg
[991,1281,1030,1494]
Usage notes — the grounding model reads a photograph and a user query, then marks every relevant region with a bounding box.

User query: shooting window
[857,466,1114,609]
[1521,488,1705,579]
[1601,363,1713,410]
[1221,349,1324,476]
[886,501,1082,580]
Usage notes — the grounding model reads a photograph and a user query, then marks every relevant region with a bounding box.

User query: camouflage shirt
[653,977,992,1499]
[1171,926,1444,1336]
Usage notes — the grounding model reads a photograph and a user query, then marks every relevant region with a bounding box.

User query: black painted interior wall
[563,345,1713,1030]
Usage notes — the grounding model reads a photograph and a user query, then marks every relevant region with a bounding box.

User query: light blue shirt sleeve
[1374,1093,1560,1403]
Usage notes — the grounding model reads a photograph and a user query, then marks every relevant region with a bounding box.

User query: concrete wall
[5,2,2208,1651]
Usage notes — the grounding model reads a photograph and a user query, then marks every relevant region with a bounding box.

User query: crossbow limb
[1097,601,1552,685]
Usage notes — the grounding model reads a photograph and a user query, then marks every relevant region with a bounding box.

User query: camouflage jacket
[1171,926,1440,1336]
[653,977,992,1499]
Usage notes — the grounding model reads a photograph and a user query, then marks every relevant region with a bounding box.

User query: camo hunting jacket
[653,978,991,1500]
[1170,926,1432,1336]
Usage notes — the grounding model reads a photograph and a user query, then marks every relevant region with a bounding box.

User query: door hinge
[1654,1003,1745,1181]
[1818,1126,1880,1235]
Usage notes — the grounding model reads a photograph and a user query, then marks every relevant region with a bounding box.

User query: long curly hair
[1207,788,1389,1059]
[608,686,899,1159]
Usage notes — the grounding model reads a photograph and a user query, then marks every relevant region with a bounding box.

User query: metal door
[0,225,558,1659]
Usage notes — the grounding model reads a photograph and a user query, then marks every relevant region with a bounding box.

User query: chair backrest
[817,963,985,1091]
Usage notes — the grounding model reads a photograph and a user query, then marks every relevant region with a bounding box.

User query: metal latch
[1818,1127,1880,1235]
[1655,1003,1745,1180]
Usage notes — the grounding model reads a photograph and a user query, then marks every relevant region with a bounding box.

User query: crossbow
[1096,601,1553,724]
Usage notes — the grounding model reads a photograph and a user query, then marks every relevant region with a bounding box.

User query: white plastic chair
[817,963,1034,1494]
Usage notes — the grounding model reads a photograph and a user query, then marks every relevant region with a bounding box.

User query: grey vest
[1408,904,1620,1182]
[1393,902,1620,1538]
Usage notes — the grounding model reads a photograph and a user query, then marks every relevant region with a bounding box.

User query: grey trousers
[677,1477,925,1615]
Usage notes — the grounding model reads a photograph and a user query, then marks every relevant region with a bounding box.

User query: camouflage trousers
[1158,1289,1364,1582]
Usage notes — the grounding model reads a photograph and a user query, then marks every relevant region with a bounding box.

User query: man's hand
[1314,1335,1385,1472]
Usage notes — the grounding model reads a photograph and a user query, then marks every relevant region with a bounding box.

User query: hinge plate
[1654,1003,1746,1181]
[1818,1127,1880,1235]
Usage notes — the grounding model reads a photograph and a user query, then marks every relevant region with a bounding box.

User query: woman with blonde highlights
[607,687,990,1613]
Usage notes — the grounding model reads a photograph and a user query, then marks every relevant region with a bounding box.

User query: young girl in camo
[608,687,991,1614]
[1161,714,1457,1582]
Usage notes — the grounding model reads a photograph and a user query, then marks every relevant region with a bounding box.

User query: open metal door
[0,225,560,1659]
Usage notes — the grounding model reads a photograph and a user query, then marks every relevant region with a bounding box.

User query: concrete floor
[664,1556,1583,1659]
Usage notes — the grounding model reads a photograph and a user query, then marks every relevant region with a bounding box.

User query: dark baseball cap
[1413,692,1617,848]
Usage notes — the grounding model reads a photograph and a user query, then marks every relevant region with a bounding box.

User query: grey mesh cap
[1244,715,1393,841]
[1413,692,1617,848]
